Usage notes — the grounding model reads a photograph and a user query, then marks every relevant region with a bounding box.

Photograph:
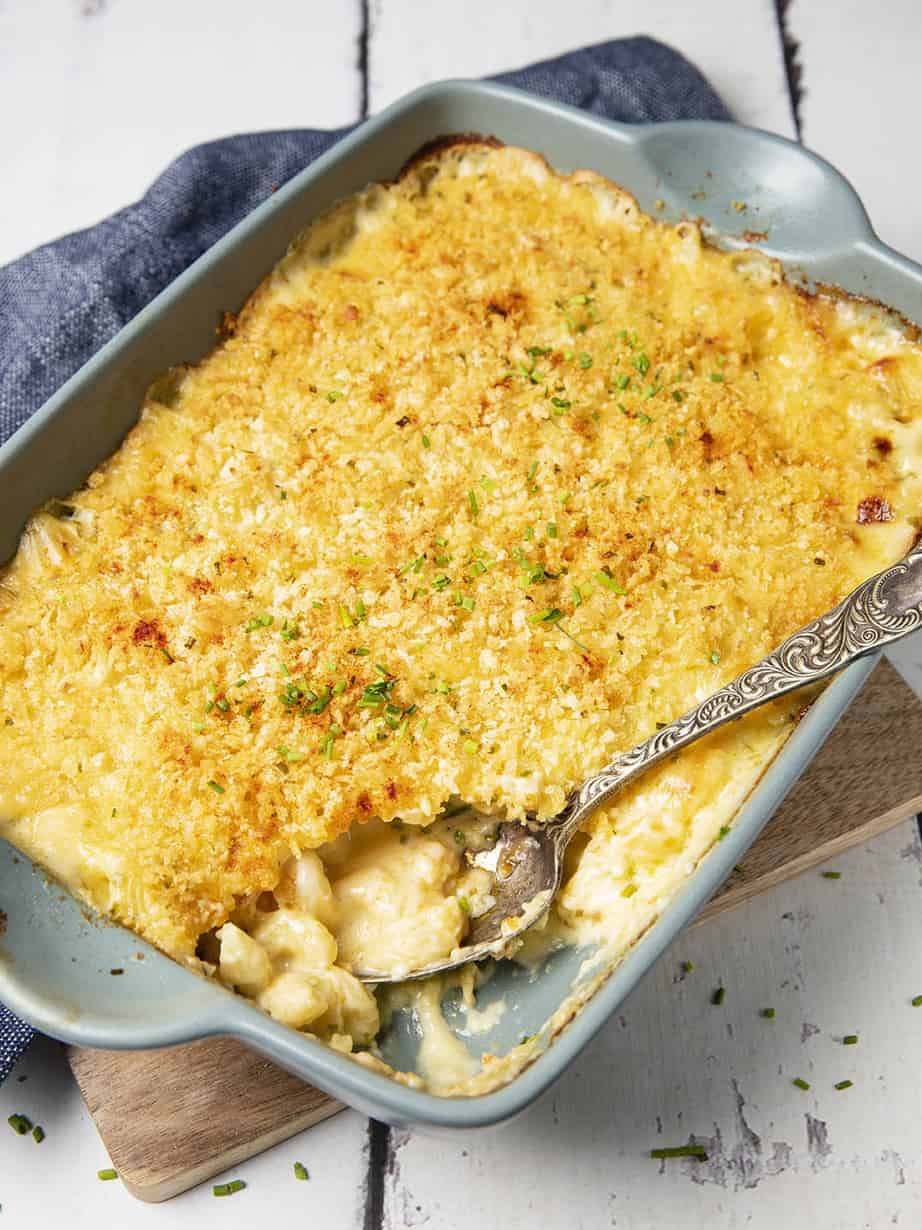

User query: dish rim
[1,76,920,1129]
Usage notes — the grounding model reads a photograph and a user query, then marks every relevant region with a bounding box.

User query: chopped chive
[633,353,651,375]
[8,1114,31,1135]
[546,522,558,539]
[709,372,725,383]
[216,697,230,712]
[468,489,479,519]
[527,460,539,482]
[97,1168,118,1181]
[550,397,570,414]
[792,1077,810,1091]
[711,986,725,1006]
[672,389,685,403]
[294,1162,309,1181]
[529,607,565,624]
[834,1080,853,1091]
[460,595,475,612]
[213,1179,246,1196]
[650,1145,708,1161]
[842,1035,858,1045]
[326,390,343,402]
[31,1125,45,1143]
[594,569,626,594]
[681,960,694,974]
[912,995,922,1007]
[717,825,730,841]
[207,780,225,794]
[821,870,841,879]
[578,353,593,369]
[332,679,347,695]
[710,650,721,665]
[635,411,653,424]
[614,373,631,390]
[422,433,431,448]
[463,739,479,755]
[621,883,637,898]
[761,1008,776,1019]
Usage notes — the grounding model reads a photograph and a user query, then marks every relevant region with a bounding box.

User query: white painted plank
[790,0,922,262]
[383,823,922,1228]
[0,1034,371,1225]
[0,0,362,267]
[367,0,795,137]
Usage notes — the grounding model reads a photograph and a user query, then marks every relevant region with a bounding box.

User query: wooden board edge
[695,793,922,924]
[118,1097,344,1203]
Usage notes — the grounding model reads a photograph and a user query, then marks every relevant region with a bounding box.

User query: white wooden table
[2,3,922,1226]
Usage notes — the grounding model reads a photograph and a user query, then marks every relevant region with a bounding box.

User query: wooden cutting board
[67,660,922,1202]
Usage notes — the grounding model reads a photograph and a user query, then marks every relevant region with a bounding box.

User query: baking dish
[2,79,921,1130]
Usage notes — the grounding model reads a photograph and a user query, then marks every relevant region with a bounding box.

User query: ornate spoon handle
[555,541,922,840]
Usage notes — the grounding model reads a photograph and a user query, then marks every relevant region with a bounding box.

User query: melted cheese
[2,141,922,1089]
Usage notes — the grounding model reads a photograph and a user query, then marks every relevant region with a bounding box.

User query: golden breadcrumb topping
[1,141,921,961]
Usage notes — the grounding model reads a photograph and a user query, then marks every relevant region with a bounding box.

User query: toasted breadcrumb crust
[1,140,921,962]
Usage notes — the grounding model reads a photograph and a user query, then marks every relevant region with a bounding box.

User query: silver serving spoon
[356,541,922,982]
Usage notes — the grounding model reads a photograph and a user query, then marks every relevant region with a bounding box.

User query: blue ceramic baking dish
[2,79,921,1131]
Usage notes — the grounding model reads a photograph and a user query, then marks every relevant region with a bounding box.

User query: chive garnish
[682,960,694,974]
[207,780,225,794]
[821,871,841,879]
[245,613,274,632]
[761,1008,776,1019]
[709,372,725,382]
[326,390,343,402]
[842,1035,858,1045]
[711,986,726,1006]
[717,825,730,841]
[422,434,431,448]
[634,353,651,375]
[650,1145,708,1161]
[594,568,625,594]
[710,650,720,665]
[7,1114,30,1135]
[834,1080,853,1091]
[578,352,593,369]
[31,1125,45,1143]
[468,489,479,519]
[912,995,922,1007]
[213,1179,246,1196]
[529,608,565,624]
[294,1162,309,1181]
[792,1078,810,1091]
[463,739,479,755]
[614,373,631,390]
[97,1168,118,1181]
[621,884,637,898]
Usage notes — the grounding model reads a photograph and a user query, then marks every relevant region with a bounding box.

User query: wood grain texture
[67,1038,342,1202]
[65,660,922,1202]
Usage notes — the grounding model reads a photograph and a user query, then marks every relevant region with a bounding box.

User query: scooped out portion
[213,815,495,1048]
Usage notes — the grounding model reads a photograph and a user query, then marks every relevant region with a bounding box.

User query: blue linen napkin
[0,36,729,1082]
